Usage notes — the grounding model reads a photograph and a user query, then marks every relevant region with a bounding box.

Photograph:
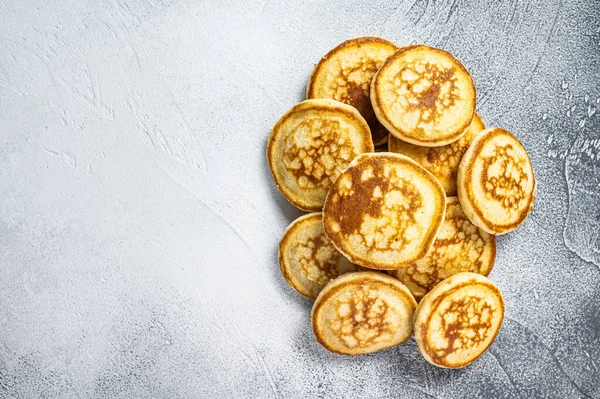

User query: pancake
[311,271,417,355]
[414,272,504,368]
[457,128,536,234]
[388,197,496,301]
[307,37,399,146]
[267,99,374,211]
[389,113,486,196]
[279,213,363,299]
[323,152,446,270]
[371,45,476,147]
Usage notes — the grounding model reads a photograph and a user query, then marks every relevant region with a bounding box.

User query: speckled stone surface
[1,1,599,398]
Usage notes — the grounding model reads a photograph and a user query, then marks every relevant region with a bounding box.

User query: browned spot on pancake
[427,296,494,366]
[282,118,358,189]
[333,59,378,109]
[426,151,437,164]
[419,82,440,108]
[295,234,346,286]
[338,158,388,234]
[330,286,395,348]
[480,144,529,210]
[346,81,371,116]
[398,64,458,125]
[337,63,388,144]
[345,81,389,145]
[327,156,423,252]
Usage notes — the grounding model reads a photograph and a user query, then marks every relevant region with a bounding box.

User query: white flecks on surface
[1,0,600,398]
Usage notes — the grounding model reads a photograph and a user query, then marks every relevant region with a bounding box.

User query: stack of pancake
[268,38,535,368]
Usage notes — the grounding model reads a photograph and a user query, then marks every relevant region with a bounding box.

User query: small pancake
[388,197,496,301]
[279,213,363,299]
[267,99,374,211]
[312,271,417,355]
[307,37,399,146]
[414,272,504,368]
[371,45,476,147]
[457,128,536,234]
[323,152,446,269]
[389,113,486,196]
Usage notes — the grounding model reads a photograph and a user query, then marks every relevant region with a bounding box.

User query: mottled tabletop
[1,0,599,398]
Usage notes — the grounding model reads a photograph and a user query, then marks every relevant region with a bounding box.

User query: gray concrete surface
[1,0,599,398]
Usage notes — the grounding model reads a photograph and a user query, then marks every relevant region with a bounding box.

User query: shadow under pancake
[269,243,313,312]
[291,325,462,398]
[298,76,309,103]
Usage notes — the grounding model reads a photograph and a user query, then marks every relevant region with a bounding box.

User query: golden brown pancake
[413,272,504,368]
[307,37,399,146]
[279,213,363,299]
[267,99,374,211]
[371,45,476,147]
[389,113,486,196]
[311,271,417,355]
[322,152,446,270]
[457,128,536,234]
[388,197,496,301]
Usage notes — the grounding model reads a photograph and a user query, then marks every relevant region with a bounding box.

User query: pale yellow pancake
[457,128,536,234]
[389,113,486,196]
[312,271,417,355]
[371,45,476,146]
[267,99,373,211]
[323,152,446,270]
[414,272,504,368]
[307,37,399,146]
[388,197,496,301]
[279,213,363,299]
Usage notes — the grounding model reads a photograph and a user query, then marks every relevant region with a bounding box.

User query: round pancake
[457,128,536,234]
[388,197,496,301]
[312,271,417,355]
[323,152,446,270]
[307,37,399,146]
[371,45,476,146]
[279,213,363,299]
[389,113,486,196]
[267,99,374,211]
[414,272,504,368]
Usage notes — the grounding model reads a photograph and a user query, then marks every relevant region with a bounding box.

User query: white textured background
[1,0,599,398]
